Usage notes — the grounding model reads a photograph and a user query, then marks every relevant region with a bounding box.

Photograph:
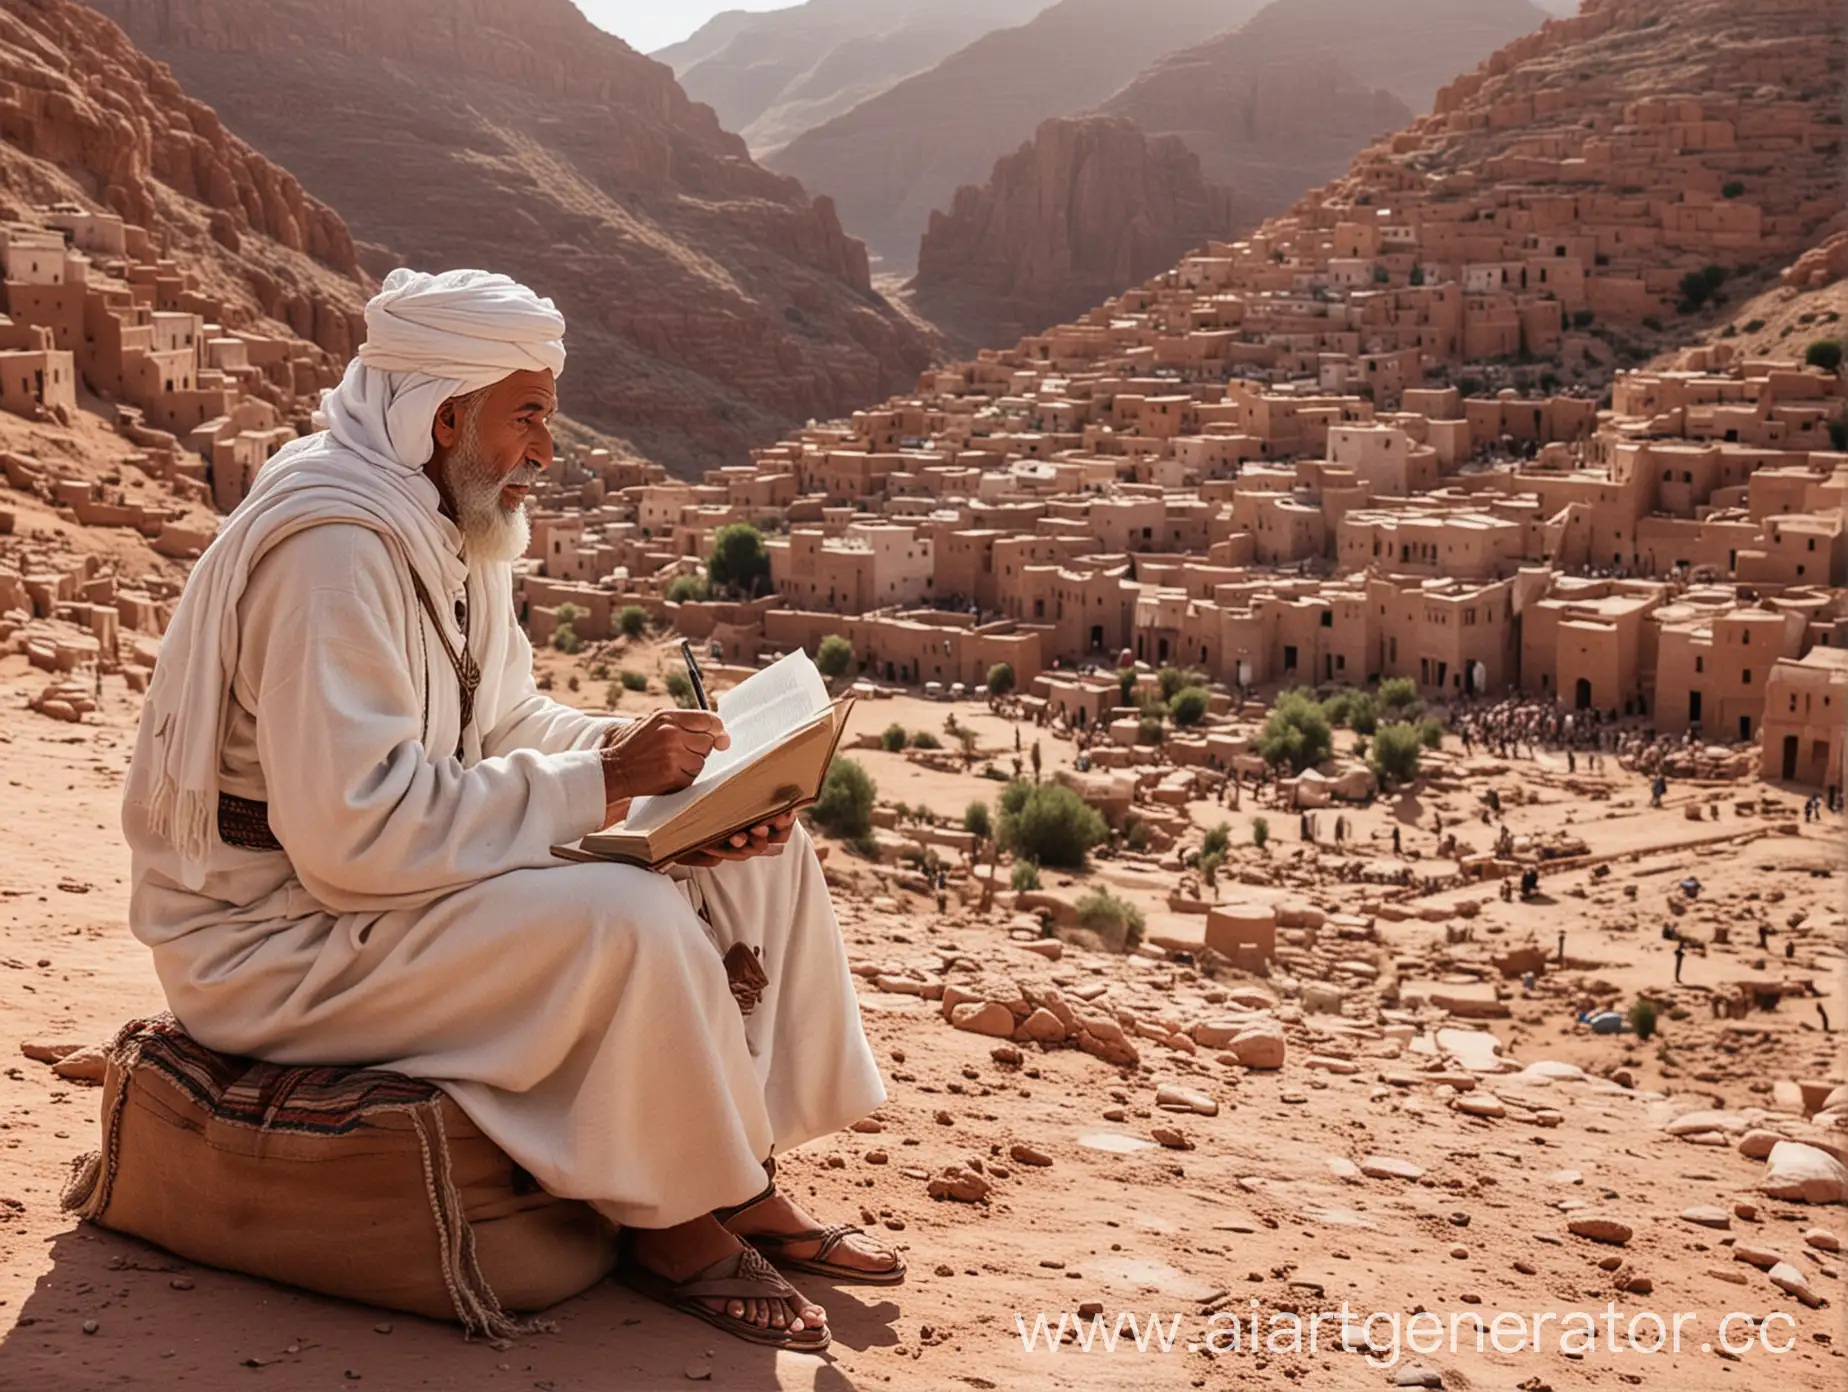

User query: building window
[1742,670,1752,685]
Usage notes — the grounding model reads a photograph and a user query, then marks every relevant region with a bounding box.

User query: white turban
[321,267,567,472]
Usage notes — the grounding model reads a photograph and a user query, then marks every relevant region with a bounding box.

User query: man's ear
[432,398,461,450]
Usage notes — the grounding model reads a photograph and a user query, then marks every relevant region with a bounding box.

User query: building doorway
[1574,678,1592,710]
[1782,734,1798,779]
[1688,690,1701,725]
[1090,625,1104,649]
[1738,714,1753,741]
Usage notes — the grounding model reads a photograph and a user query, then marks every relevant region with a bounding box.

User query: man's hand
[672,810,797,868]
[600,710,729,815]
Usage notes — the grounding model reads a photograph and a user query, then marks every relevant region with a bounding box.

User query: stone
[48,1046,107,1084]
[1301,983,1345,1014]
[1567,1218,1632,1245]
[1303,1054,1359,1075]
[1803,1227,1842,1252]
[1327,1157,1362,1182]
[1760,1141,1848,1204]
[1738,1129,1786,1160]
[1679,1206,1731,1230]
[1733,1201,1759,1221]
[927,1167,992,1203]
[1666,1109,1748,1138]
[1227,1023,1286,1070]
[1020,1007,1068,1043]
[1009,1143,1052,1168]
[950,1001,1018,1038]
[1732,1244,1784,1270]
[1611,1266,1652,1295]
[1435,1027,1506,1073]
[1767,1261,1823,1308]
[1151,1126,1193,1150]
[1359,1155,1424,1181]
[1392,1367,1443,1388]
[1017,939,1063,961]
[1079,1132,1158,1154]
[991,1044,1023,1066]
[685,1360,713,1381]
[1155,1084,1218,1116]
[1454,1094,1505,1119]
[19,1042,81,1064]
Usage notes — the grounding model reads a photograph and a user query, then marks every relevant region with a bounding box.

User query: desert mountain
[92,0,936,475]
[764,0,1265,273]
[912,117,1252,350]
[658,0,1054,158]
[1100,0,1550,209]
[0,0,366,358]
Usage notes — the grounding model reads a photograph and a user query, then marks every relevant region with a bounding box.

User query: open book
[561,650,853,869]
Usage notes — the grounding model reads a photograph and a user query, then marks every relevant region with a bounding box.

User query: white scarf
[124,269,567,891]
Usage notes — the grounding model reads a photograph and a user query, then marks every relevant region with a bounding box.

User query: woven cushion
[64,1017,618,1334]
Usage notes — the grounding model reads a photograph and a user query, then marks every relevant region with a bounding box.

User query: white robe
[124,517,885,1229]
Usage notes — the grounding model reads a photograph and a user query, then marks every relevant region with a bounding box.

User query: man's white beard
[444,409,535,564]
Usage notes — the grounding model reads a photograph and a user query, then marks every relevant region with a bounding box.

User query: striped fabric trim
[122,1016,441,1136]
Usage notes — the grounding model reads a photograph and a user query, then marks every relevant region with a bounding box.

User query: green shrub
[554,623,582,655]
[603,681,623,706]
[986,662,1016,698]
[665,576,708,604]
[1010,859,1041,892]
[1378,676,1420,713]
[997,781,1106,870]
[963,801,992,840]
[1320,691,1351,726]
[1169,686,1210,727]
[1157,666,1204,701]
[815,633,854,680]
[1201,822,1230,859]
[1198,850,1224,889]
[1073,887,1145,952]
[1115,667,1137,704]
[909,730,942,750]
[1371,721,1424,786]
[1805,339,1843,373]
[619,669,648,691]
[664,671,695,708]
[618,605,648,640]
[1418,717,1445,750]
[881,723,907,752]
[1136,713,1165,745]
[1627,996,1658,1042]
[810,758,875,840]
[1251,815,1270,849]
[706,522,770,598]
[1125,819,1152,853]
[1348,691,1379,735]
[1258,691,1333,773]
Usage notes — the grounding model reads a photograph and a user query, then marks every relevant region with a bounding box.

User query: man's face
[431,369,557,561]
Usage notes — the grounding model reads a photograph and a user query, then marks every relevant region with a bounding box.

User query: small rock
[1804,1227,1842,1253]
[927,1167,991,1203]
[1009,1142,1052,1168]
[1733,1200,1758,1222]
[1360,1155,1425,1181]
[1680,1206,1731,1229]
[1768,1261,1824,1308]
[1733,1244,1784,1270]
[18,1042,81,1064]
[991,1044,1023,1066]
[1392,1366,1443,1387]
[1151,1126,1193,1151]
[850,1118,883,1134]
[1018,939,1063,961]
[81,1320,98,1336]
[685,1359,713,1381]
[1448,1245,1468,1260]
[950,1001,1018,1038]
[373,1323,393,1335]
[1567,1218,1632,1245]
[1513,1260,1537,1275]
[864,1149,888,1165]
[169,1277,194,1291]
[1612,1266,1652,1295]
[1020,1008,1067,1043]
[1454,1094,1505,1119]
[1155,1084,1219,1117]
[1708,1266,1749,1285]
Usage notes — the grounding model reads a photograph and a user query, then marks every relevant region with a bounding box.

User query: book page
[621,650,831,833]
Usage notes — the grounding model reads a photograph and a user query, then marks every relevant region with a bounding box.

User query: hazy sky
[572,1,798,55]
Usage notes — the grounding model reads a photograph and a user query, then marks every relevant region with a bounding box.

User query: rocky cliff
[0,0,366,356]
[92,0,936,475]
[764,0,1265,273]
[912,117,1250,349]
[1100,0,1549,210]
[659,0,1052,157]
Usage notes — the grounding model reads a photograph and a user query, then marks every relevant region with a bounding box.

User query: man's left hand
[673,811,797,868]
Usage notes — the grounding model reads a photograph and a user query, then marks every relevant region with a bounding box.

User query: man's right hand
[600,709,729,811]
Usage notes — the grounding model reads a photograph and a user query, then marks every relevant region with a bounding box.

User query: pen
[679,637,710,711]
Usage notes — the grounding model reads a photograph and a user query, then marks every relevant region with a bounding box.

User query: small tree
[1371,721,1424,787]
[1030,740,1042,782]
[1251,815,1270,849]
[619,669,648,692]
[1198,850,1224,894]
[816,634,854,681]
[1137,713,1165,745]
[998,780,1105,870]
[1201,822,1230,859]
[1157,666,1203,701]
[1418,717,1445,750]
[908,730,942,750]
[664,672,696,707]
[1378,676,1420,713]
[1115,667,1137,705]
[1010,859,1042,892]
[553,601,584,654]
[986,662,1016,700]
[1626,996,1658,1042]
[706,521,771,598]
[603,681,623,706]
[1805,339,1843,373]
[1169,686,1210,727]
[1258,691,1333,774]
[1348,691,1379,735]
[963,800,992,841]
[881,723,907,752]
[810,758,875,842]
[1073,887,1145,952]
[665,576,708,604]
[618,605,648,640]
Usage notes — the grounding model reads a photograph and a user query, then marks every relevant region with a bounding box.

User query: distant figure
[1567,751,1576,773]
[1651,775,1667,808]
[1819,1003,1832,1034]
[1758,922,1771,950]
[1674,938,1686,983]
[1301,812,1312,841]
[1392,826,1402,855]
[1557,930,1566,965]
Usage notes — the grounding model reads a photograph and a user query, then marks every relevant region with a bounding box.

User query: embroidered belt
[217,792,283,852]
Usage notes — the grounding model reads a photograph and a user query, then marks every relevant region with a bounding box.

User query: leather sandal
[620,1236,831,1351]
[716,1156,907,1285]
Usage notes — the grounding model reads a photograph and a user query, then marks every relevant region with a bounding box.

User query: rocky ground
[0,641,1843,1392]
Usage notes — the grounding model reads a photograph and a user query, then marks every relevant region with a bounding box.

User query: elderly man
[122,270,896,1351]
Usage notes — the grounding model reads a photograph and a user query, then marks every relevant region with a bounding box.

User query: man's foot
[721,1189,904,1280]
[629,1215,826,1334]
